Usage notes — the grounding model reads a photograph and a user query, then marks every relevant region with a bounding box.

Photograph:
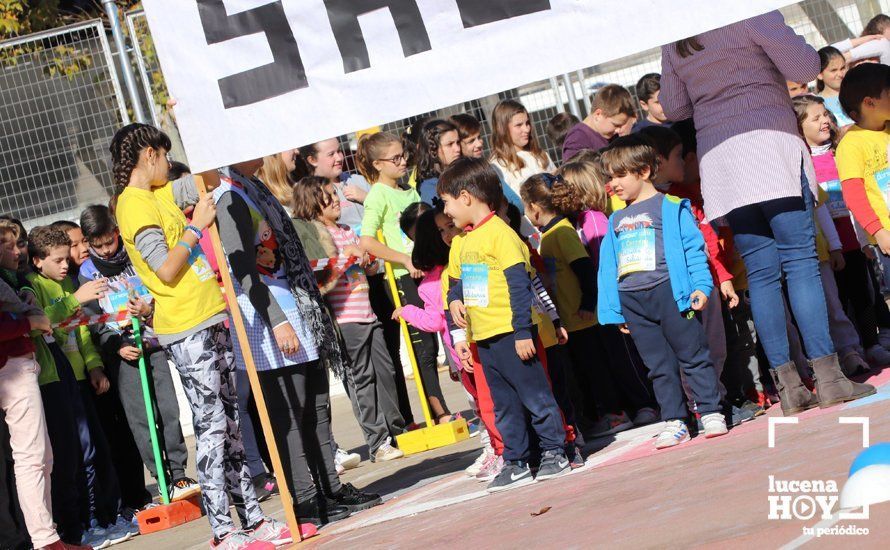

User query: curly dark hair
[415,119,459,182]
[109,123,172,192]
[291,175,332,221]
[28,225,70,261]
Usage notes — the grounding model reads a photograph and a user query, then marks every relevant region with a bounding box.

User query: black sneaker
[295,494,351,526]
[535,449,570,481]
[251,473,271,502]
[328,482,382,513]
[486,461,534,493]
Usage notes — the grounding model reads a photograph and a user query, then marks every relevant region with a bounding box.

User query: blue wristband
[176,240,193,253]
[185,225,203,240]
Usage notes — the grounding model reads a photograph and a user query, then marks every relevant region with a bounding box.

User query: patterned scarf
[220,166,345,378]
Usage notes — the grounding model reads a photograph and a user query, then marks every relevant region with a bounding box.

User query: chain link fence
[0,20,129,228]
[4,1,890,229]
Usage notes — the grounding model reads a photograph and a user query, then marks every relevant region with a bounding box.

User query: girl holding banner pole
[212,160,383,525]
[110,123,291,549]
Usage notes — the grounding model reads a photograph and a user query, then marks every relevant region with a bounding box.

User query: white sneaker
[632,407,659,426]
[655,420,690,449]
[372,441,404,462]
[335,448,361,472]
[865,345,890,368]
[475,454,504,482]
[701,412,729,438]
[465,449,491,477]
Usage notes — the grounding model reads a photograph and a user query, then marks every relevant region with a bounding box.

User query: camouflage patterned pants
[165,322,265,538]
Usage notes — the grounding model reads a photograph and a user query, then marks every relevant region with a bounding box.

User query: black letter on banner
[455,0,552,28]
[197,0,307,109]
[324,0,431,73]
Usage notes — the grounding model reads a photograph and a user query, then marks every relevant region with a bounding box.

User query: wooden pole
[194,172,304,544]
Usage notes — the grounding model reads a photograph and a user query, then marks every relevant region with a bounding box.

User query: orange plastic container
[136,495,204,534]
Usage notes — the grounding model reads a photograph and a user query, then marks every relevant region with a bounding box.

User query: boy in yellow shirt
[440,158,569,493]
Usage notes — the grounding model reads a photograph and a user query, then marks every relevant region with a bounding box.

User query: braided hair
[415,119,458,181]
[109,123,172,192]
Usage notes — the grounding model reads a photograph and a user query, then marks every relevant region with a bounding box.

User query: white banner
[142,0,797,172]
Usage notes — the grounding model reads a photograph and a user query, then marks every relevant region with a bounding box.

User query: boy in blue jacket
[597,135,726,449]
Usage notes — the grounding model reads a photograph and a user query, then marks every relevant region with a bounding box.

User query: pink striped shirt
[325,224,376,324]
[660,10,820,219]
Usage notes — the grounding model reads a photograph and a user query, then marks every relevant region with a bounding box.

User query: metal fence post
[576,70,591,116]
[103,0,147,123]
[561,73,583,119]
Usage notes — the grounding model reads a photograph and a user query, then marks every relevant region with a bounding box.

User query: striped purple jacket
[659,10,821,218]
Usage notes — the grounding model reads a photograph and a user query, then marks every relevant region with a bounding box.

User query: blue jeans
[725,171,833,368]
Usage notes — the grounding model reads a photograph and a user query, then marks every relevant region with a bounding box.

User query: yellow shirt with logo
[448,215,532,342]
[539,218,597,332]
[116,184,226,336]
[836,125,890,238]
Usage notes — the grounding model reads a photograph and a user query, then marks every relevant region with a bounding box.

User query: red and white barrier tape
[54,255,373,329]
[53,310,132,330]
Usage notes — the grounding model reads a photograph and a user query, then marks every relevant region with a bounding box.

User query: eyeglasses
[378,154,406,165]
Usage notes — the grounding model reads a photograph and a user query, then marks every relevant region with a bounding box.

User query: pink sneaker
[248,518,292,546]
[475,454,504,482]
[210,531,274,550]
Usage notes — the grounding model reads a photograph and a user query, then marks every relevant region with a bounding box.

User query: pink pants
[0,354,58,548]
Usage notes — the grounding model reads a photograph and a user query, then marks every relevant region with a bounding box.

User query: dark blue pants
[40,379,84,543]
[76,381,122,525]
[476,331,565,462]
[545,345,584,450]
[619,281,721,421]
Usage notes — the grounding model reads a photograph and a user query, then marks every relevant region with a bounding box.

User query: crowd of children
[3,9,890,550]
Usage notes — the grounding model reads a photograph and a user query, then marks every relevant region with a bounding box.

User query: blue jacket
[597,194,713,324]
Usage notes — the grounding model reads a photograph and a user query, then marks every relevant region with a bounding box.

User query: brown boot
[811,353,876,408]
[769,362,819,416]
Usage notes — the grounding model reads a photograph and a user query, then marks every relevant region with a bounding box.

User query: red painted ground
[303,368,890,549]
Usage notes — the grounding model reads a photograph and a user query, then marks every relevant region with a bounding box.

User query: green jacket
[26,272,103,381]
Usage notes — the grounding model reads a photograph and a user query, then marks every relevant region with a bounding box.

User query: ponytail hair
[519,173,560,214]
[356,132,401,182]
[415,119,459,181]
[554,158,609,215]
[109,123,171,192]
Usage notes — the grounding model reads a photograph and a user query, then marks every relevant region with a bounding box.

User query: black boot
[769,361,819,416]
[327,483,382,513]
[294,494,351,526]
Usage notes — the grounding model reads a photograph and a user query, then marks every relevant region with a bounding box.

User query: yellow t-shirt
[539,218,597,332]
[116,184,226,336]
[836,124,890,238]
[449,214,532,342]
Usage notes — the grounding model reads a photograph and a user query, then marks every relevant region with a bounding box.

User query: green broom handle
[132,316,170,504]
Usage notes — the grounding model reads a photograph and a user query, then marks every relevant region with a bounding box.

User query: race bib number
[189,247,216,282]
[820,179,849,219]
[876,168,890,209]
[462,263,489,307]
[617,227,656,277]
